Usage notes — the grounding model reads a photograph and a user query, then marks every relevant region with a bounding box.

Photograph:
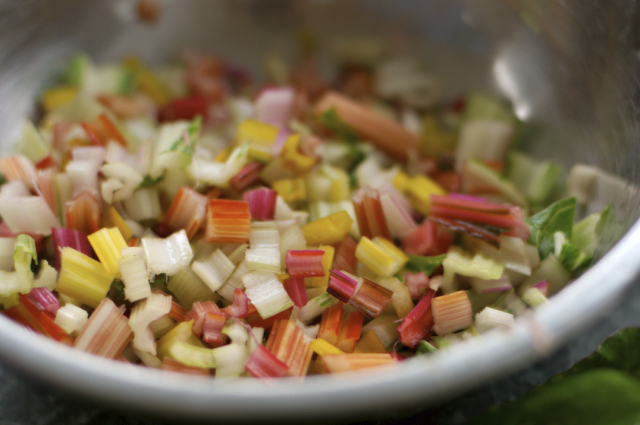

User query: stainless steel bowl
[1,0,640,422]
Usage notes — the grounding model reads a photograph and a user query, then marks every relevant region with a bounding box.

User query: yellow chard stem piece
[272,178,307,203]
[355,236,408,277]
[354,330,388,354]
[88,227,128,277]
[56,247,113,308]
[309,338,344,356]
[404,175,446,215]
[237,119,279,162]
[280,134,316,175]
[102,207,133,242]
[442,246,505,294]
[302,211,353,246]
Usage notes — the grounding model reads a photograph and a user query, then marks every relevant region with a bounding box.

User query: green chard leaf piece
[416,340,438,355]
[319,108,366,169]
[64,53,92,86]
[405,254,446,276]
[507,151,563,207]
[557,243,591,274]
[138,175,165,188]
[118,70,138,96]
[319,107,359,143]
[553,231,591,274]
[0,173,6,186]
[163,115,203,157]
[525,197,576,259]
[462,92,515,123]
[0,235,37,297]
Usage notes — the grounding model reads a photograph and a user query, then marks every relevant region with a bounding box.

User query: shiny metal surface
[0,0,639,422]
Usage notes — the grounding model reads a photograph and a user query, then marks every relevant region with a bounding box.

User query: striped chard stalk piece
[431,290,473,335]
[163,186,208,240]
[205,199,251,244]
[352,186,391,240]
[74,298,133,359]
[265,318,314,377]
[322,353,396,374]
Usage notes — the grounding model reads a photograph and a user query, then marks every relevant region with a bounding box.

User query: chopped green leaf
[462,92,515,123]
[0,173,6,186]
[464,160,527,207]
[138,175,165,188]
[416,340,437,355]
[526,197,576,259]
[557,243,591,273]
[319,108,366,173]
[14,234,37,288]
[406,254,446,276]
[118,70,138,96]
[507,152,563,207]
[346,143,366,168]
[318,108,359,143]
[110,280,126,300]
[64,53,92,86]
[163,115,203,157]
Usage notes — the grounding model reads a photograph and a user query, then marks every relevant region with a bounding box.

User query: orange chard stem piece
[164,186,208,240]
[205,199,251,244]
[0,156,37,189]
[322,353,396,374]
[246,307,291,330]
[349,278,393,319]
[66,190,101,235]
[315,91,419,161]
[204,187,223,200]
[152,289,187,322]
[81,113,128,147]
[161,357,210,376]
[332,235,357,275]
[37,169,57,214]
[267,318,313,377]
[317,302,344,346]
[336,310,365,353]
[352,187,391,240]
[431,291,473,336]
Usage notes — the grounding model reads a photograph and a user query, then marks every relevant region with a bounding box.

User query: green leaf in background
[468,369,640,425]
[405,254,446,276]
[468,328,640,425]
[550,327,640,382]
[526,197,576,259]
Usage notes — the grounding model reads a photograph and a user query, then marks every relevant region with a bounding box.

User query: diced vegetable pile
[0,51,622,378]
